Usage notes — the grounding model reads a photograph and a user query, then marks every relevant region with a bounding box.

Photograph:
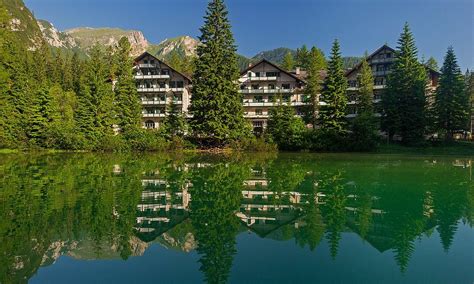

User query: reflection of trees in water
[0,154,473,282]
[190,163,248,284]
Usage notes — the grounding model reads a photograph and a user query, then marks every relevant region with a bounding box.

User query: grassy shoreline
[1,141,473,156]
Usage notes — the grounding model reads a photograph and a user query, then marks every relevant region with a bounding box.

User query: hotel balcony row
[137,87,185,93]
[134,74,171,80]
[141,99,183,105]
[347,84,387,91]
[239,88,295,94]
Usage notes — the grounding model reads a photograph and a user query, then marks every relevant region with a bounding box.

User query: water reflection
[0,153,473,283]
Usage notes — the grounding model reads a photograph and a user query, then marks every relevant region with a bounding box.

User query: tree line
[1,1,472,151]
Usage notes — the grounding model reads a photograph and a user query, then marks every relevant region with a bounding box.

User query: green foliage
[281,51,295,71]
[114,37,142,134]
[382,23,428,145]
[320,39,348,132]
[267,100,307,150]
[434,47,470,140]
[189,0,251,144]
[425,56,439,71]
[303,46,326,125]
[349,58,379,151]
[160,99,188,138]
[295,44,310,69]
[75,45,115,145]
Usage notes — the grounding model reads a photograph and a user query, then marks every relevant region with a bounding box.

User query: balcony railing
[370,57,394,64]
[141,100,167,105]
[242,101,309,107]
[137,87,167,93]
[143,113,166,118]
[170,87,185,92]
[248,76,278,82]
[373,70,390,76]
[138,64,157,68]
[239,88,293,94]
[135,74,171,80]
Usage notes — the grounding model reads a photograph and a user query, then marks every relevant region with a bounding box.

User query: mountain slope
[1,0,43,48]
[148,35,199,59]
[65,27,149,56]
[252,47,296,65]
[37,19,77,49]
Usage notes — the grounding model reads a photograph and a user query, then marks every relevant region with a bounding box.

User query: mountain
[65,27,149,56]
[148,35,199,59]
[1,0,43,48]
[252,47,296,65]
[37,19,77,49]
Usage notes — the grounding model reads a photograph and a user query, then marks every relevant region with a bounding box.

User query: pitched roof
[241,59,306,84]
[345,44,395,77]
[134,51,192,83]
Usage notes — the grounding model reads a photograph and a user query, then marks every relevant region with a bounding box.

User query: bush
[123,129,169,151]
[229,137,277,152]
[95,134,129,152]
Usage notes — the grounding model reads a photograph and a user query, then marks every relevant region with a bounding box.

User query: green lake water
[0,153,473,283]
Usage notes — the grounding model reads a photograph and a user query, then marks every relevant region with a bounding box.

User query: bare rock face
[37,20,77,49]
[155,36,199,58]
[127,31,149,56]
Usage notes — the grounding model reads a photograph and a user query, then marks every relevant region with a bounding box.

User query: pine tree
[281,52,295,71]
[114,37,142,133]
[75,45,114,144]
[434,47,469,140]
[382,23,428,145]
[426,56,439,71]
[351,57,378,150]
[161,98,188,138]
[295,45,310,69]
[267,96,306,150]
[190,0,250,145]
[320,39,348,132]
[303,46,325,126]
[357,58,374,114]
[26,87,58,146]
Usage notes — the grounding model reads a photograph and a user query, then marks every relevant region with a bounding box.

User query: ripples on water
[0,153,473,283]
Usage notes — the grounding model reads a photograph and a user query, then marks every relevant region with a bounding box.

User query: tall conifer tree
[320,39,348,132]
[282,52,295,71]
[76,45,114,144]
[434,47,469,140]
[382,23,427,144]
[114,37,142,133]
[190,0,250,145]
[303,47,326,126]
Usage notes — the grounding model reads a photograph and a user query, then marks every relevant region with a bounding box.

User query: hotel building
[134,52,192,130]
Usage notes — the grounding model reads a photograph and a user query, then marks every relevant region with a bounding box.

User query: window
[266,71,280,77]
[254,96,264,102]
[161,69,170,75]
[348,106,356,114]
[248,72,252,77]
[252,84,260,90]
[386,53,392,58]
[253,121,263,127]
[240,84,246,90]
[282,84,290,90]
[255,72,261,77]
[150,60,155,64]
[159,82,166,88]
[374,92,382,100]
[349,80,357,87]
[145,120,155,129]
[255,109,263,115]
[283,95,290,102]
[349,94,357,101]
[374,77,385,85]
[144,60,148,64]
[268,84,275,90]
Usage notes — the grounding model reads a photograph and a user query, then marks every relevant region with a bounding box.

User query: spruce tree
[75,45,114,145]
[295,45,310,69]
[26,87,58,146]
[351,57,378,150]
[267,97,306,150]
[303,46,326,126]
[434,47,469,140]
[320,39,348,132]
[114,37,142,133]
[282,52,295,71]
[426,56,439,71]
[161,98,188,138]
[382,23,427,145]
[190,0,250,145]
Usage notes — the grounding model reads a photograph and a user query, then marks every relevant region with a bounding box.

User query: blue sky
[25,0,473,70]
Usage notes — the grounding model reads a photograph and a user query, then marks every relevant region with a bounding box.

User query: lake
[0,153,473,283]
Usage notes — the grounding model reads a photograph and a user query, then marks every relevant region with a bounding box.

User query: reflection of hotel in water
[134,165,389,239]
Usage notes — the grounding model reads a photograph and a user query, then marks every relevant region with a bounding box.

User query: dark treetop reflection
[0,153,473,283]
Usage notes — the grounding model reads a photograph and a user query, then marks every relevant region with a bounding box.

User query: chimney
[295,67,301,75]
[248,63,253,68]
